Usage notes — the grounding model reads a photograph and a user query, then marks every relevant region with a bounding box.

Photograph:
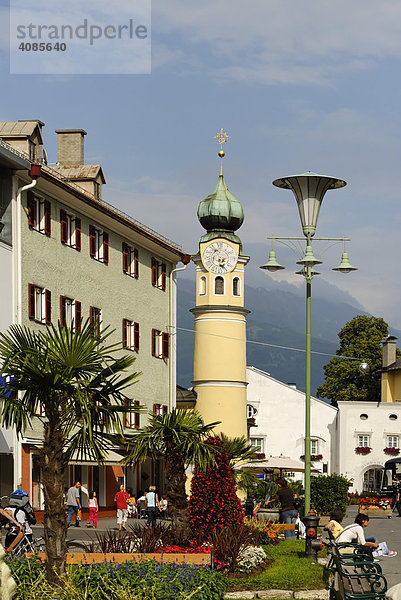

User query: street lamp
[260,171,356,515]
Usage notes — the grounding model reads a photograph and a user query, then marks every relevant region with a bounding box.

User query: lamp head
[260,250,285,272]
[272,172,346,236]
[359,362,370,374]
[332,252,357,274]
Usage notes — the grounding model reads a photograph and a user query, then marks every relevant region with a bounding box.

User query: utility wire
[174,326,362,361]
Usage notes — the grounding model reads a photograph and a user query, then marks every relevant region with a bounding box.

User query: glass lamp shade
[272,172,346,236]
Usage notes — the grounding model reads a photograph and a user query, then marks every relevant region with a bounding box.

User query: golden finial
[214,128,230,157]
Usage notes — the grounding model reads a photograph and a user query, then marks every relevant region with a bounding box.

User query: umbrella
[236,455,321,474]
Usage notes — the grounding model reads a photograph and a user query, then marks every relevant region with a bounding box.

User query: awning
[68,449,125,466]
[235,455,321,474]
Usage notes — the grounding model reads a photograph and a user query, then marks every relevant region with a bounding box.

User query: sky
[1,0,401,329]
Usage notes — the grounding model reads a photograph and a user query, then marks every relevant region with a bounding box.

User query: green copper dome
[197,157,244,245]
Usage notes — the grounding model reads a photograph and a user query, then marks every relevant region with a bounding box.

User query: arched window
[233,277,241,296]
[199,276,207,295]
[214,276,225,295]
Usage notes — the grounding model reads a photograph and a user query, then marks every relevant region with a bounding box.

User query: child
[87,491,98,528]
[326,508,344,540]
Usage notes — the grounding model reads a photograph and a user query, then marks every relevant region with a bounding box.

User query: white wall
[246,367,338,479]
[336,401,401,492]
[0,241,13,454]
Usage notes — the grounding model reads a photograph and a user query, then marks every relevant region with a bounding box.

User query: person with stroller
[5,489,36,544]
[0,507,25,554]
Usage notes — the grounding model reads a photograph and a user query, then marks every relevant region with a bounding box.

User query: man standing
[114,484,130,531]
[66,482,82,527]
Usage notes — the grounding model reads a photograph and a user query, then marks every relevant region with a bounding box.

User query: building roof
[382,358,401,372]
[0,139,30,169]
[0,120,44,144]
[52,164,106,184]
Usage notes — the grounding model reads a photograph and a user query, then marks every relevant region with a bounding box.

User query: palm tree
[123,409,219,530]
[0,321,140,583]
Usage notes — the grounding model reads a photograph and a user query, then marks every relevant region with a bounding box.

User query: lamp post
[260,172,356,514]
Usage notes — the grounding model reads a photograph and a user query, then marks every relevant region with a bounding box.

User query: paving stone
[257,590,294,598]
[224,593,256,599]
[293,591,329,600]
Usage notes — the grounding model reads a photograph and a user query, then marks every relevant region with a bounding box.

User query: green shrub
[310,473,352,514]
[7,555,227,600]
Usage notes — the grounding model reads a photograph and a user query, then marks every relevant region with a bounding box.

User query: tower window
[214,276,225,295]
[233,277,241,296]
[199,276,207,296]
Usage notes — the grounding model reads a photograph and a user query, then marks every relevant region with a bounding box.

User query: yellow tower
[191,129,249,438]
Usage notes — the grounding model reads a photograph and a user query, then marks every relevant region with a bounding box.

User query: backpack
[9,495,36,526]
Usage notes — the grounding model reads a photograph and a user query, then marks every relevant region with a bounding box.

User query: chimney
[55,129,87,166]
[382,335,398,368]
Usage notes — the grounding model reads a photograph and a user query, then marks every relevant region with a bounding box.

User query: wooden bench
[25,552,213,567]
[325,536,387,600]
[270,523,299,538]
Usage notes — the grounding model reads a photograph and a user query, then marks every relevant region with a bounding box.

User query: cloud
[152,0,401,84]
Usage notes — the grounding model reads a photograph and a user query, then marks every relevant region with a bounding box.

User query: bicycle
[6,531,88,557]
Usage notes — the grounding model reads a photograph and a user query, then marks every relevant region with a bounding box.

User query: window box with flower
[384,447,400,455]
[355,446,372,455]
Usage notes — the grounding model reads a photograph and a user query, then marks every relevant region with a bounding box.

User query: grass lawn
[226,540,326,592]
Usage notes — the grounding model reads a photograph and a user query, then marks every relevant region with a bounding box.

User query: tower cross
[214,128,230,150]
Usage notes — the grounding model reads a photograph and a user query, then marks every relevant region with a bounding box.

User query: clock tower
[191,130,249,438]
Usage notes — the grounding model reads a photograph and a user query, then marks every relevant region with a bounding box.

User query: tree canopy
[316,315,390,403]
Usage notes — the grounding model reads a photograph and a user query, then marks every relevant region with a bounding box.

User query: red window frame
[122,243,139,278]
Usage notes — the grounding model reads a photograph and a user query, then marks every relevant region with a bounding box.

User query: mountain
[176,276,390,396]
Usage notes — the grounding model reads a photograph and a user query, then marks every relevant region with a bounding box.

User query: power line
[175,326,362,361]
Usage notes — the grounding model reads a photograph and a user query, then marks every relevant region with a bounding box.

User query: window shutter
[134,322,139,351]
[60,296,66,327]
[27,192,36,228]
[75,218,81,250]
[122,243,129,273]
[161,263,166,290]
[28,284,35,319]
[60,209,68,244]
[45,290,51,324]
[75,301,81,330]
[151,329,156,356]
[44,200,51,236]
[162,332,169,359]
[151,258,157,286]
[103,232,109,264]
[122,319,127,348]
[134,401,140,428]
[153,403,157,414]
[89,225,96,257]
[163,405,168,415]
[134,248,139,278]
[90,306,94,323]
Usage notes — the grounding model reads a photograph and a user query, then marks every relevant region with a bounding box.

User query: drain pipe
[14,165,41,325]
[12,164,41,489]
[168,254,191,411]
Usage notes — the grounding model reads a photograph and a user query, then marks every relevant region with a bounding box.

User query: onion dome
[197,148,244,246]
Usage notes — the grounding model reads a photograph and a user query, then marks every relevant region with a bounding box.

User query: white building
[246,366,337,478]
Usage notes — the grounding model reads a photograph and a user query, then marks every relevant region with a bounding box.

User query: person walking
[114,484,130,532]
[66,482,82,527]
[87,491,98,528]
[265,477,298,539]
[145,485,161,527]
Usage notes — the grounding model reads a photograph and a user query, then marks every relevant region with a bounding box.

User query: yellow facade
[381,371,401,403]
[191,239,249,438]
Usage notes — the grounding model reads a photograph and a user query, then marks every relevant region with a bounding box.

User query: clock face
[202,241,237,274]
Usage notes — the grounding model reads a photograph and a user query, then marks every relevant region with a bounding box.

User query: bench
[270,523,299,538]
[325,534,387,600]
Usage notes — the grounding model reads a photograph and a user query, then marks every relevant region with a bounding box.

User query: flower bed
[244,517,279,545]
[6,555,226,600]
[236,545,267,573]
